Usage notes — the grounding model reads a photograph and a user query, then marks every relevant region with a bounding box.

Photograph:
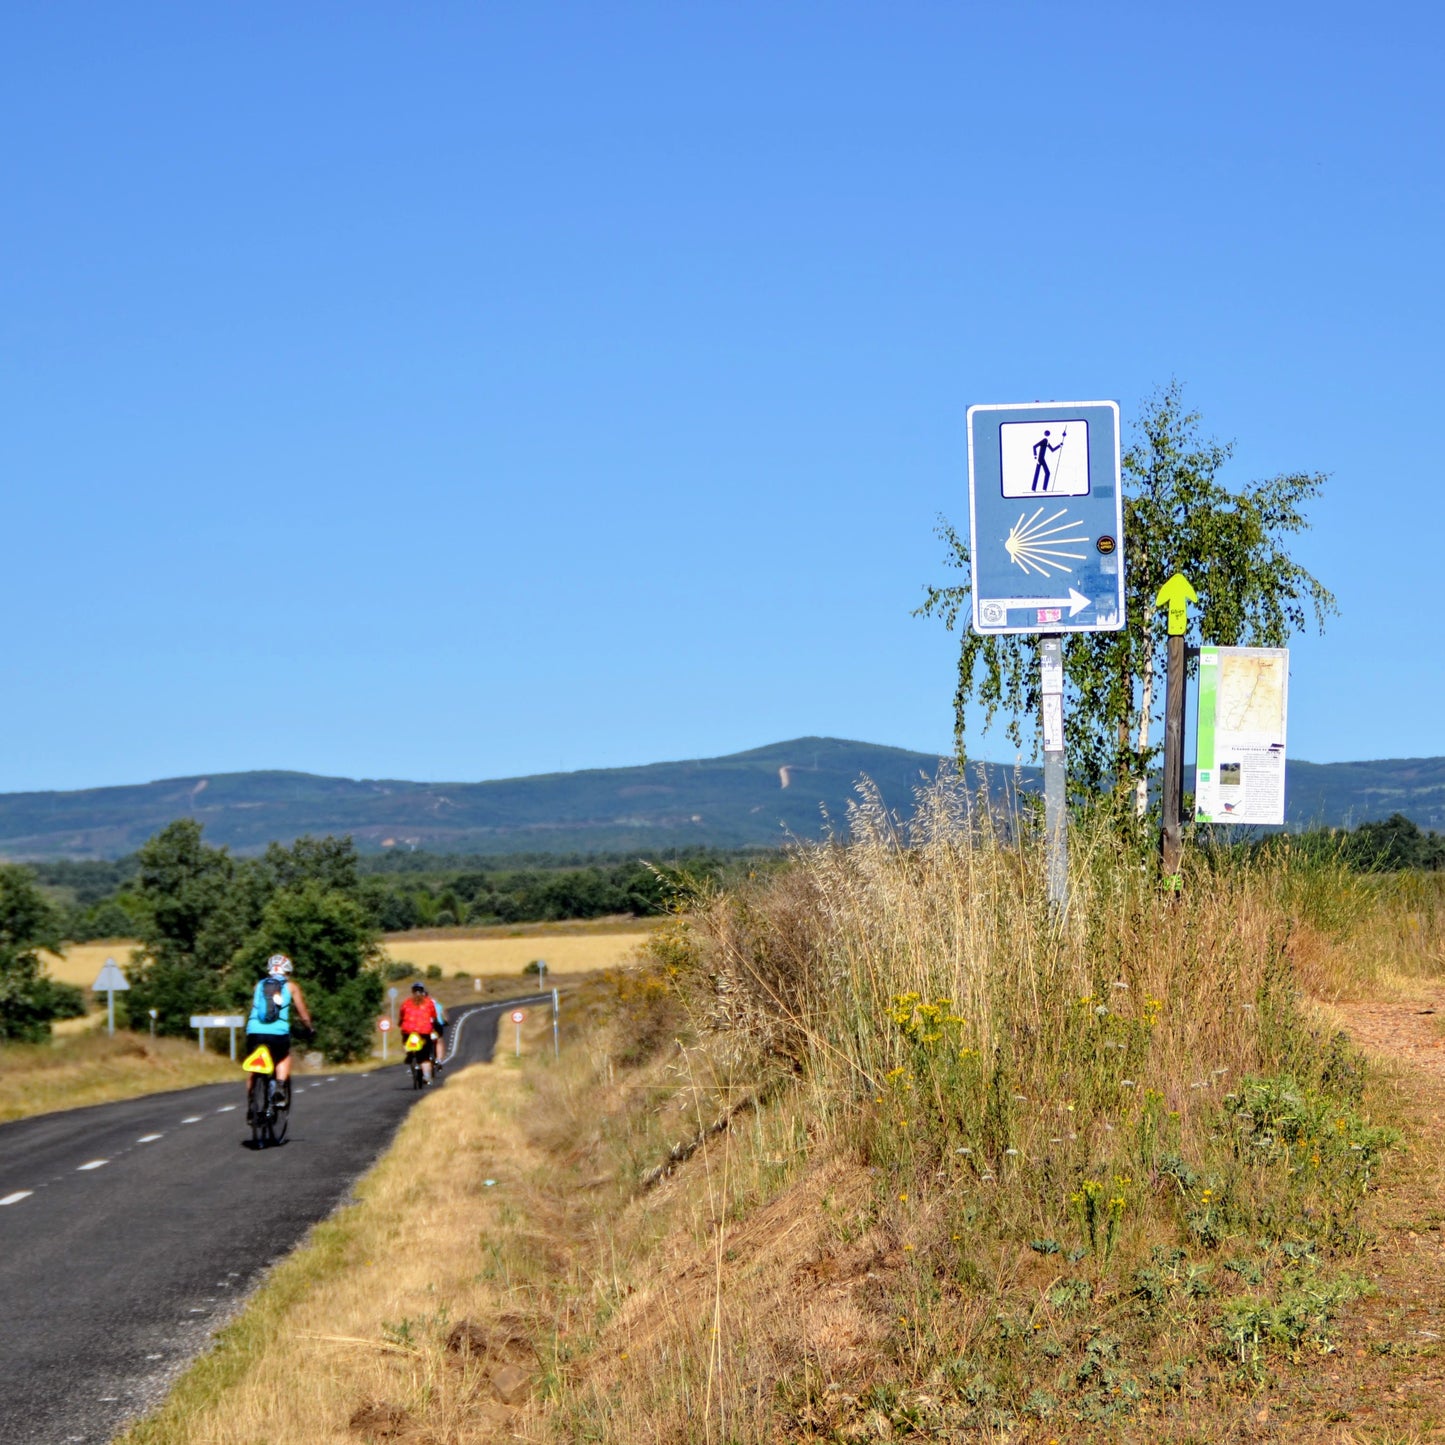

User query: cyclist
[433,995,448,1071]
[244,953,314,1112]
[398,980,443,1084]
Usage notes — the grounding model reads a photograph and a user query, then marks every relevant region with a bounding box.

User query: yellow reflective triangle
[403,1032,424,1052]
[242,1044,275,1074]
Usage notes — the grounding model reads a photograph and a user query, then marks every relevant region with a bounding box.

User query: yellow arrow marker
[241,1044,275,1074]
[1155,573,1199,637]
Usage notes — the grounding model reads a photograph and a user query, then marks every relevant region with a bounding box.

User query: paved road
[0,995,549,1445]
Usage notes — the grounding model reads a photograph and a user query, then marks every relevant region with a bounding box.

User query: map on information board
[1194,646,1289,825]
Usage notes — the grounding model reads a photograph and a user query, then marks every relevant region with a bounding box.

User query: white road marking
[137,1134,163,1143]
[1,1191,33,1205]
[145,1353,163,1360]
[77,1160,108,1171]
[180,1116,203,1124]
[216,1105,237,1113]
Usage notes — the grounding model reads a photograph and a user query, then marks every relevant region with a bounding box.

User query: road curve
[0,995,551,1445]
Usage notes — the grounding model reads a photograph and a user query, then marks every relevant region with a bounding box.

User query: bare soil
[1254,992,1445,1442]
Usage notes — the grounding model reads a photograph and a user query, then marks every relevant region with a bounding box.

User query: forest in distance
[29,841,779,943]
[20,811,1445,946]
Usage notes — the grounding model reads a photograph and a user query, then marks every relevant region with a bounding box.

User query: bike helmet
[411,981,426,993]
[267,953,293,977]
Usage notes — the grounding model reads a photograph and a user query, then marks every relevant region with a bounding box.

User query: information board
[1194,646,1290,825]
[966,401,1126,635]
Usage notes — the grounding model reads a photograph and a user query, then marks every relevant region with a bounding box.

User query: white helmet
[267,953,293,977]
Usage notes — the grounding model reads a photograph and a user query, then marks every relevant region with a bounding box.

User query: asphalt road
[0,995,550,1445]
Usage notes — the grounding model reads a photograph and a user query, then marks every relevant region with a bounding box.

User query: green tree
[0,865,65,1043]
[127,820,244,1035]
[920,381,1337,807]
[232,880,382,1062]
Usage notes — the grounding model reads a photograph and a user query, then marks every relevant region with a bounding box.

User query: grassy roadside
[0,1029,239,1123]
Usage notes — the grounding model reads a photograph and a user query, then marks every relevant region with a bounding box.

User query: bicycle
[404,1031,433,1090]
[242,1041,291,1148]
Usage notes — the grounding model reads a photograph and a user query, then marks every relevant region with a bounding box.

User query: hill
[1,739,1443,860]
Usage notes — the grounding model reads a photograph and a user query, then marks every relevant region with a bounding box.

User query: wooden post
[1155,573,1198,886]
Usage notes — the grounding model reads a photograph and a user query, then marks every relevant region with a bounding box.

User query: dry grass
[382,923,656,979]
[0,1029,238,1123]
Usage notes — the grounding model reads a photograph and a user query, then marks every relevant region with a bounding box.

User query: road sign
[378,1017,392,1031]
[92,958,130,992]
[189,1015,245,1029]
[510,1010,526,1024]
[967,401,1125,635]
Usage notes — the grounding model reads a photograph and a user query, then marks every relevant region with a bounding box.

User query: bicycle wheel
[265,1080,290,1146]
[249,1076,267,1149]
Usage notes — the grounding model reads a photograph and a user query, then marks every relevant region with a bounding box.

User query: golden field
[382,920,657,979]
[40,940,135,989]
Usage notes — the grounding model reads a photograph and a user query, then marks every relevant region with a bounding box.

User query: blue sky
[4,2,1440,793]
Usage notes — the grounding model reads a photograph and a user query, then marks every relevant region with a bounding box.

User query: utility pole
[1155,573,1199,884]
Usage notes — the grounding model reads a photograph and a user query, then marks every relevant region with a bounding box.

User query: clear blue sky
[4,2,1440,793]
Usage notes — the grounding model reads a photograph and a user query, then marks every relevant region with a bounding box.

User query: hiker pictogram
[1031,429,1065,491]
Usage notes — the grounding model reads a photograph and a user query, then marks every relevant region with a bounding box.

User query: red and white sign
[510,1009,526,1024]
[378,1017,392,1031]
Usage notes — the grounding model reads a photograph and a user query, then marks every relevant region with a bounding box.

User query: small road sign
[377,1017,392,1031]
[510,1010,526,1024]
[967,401,1126,635]
[93,957,130,1037]
[92,959,130,992]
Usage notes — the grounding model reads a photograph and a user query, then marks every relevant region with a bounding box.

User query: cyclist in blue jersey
[244,953,314,1111]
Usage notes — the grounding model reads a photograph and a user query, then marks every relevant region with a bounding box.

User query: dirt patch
[1270,995,1445,1439]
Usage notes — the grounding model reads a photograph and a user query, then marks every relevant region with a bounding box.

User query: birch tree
[918,381,1338,808]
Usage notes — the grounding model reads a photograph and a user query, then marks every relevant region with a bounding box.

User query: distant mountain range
[1,737,1442,861]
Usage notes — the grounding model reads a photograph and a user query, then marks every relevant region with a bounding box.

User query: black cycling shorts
[246,1032,290,1066]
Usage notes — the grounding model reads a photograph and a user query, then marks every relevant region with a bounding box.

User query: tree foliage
[919,381,1338,801]
[127,822,382,1059]
[0,865,65,1043]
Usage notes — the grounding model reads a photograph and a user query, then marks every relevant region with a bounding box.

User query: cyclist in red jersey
[398,981,443,1084]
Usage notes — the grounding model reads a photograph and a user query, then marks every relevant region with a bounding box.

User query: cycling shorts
[246,1032,290,1066]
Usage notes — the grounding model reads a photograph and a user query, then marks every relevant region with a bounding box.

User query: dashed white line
[216,1105,237,1113]
[77,1160,108,1172]
[180,1116,203,1124]
[1,1191,33,1205]
[137,1134,163,1143]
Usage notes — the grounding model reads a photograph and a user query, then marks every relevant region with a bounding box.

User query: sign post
[91,957,130,1036]
[510,1008,526,1057]
[551,987,560,1060]
[189,1014,246,1058]
[967,401,1126,912]
[1155,573,1199,883]
[378,1015,392,1061]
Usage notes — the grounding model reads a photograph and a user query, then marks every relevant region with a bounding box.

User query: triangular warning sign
[403,1032,424,1052]
[242,1044,275,1074]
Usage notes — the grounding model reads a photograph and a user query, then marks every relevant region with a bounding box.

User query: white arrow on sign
[983,587,1091,618]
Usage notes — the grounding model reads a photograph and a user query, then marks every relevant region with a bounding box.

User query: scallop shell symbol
[1004,507,1089,577]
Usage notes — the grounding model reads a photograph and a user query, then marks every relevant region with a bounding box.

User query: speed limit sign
[510,1009,525,1023]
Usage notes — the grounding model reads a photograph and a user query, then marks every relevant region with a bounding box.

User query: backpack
[257,976,286,1026]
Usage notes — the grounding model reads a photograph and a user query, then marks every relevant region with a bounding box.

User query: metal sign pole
[552,987,560,1059]
[1040,636,1068,911]
[106,988,116,1036]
